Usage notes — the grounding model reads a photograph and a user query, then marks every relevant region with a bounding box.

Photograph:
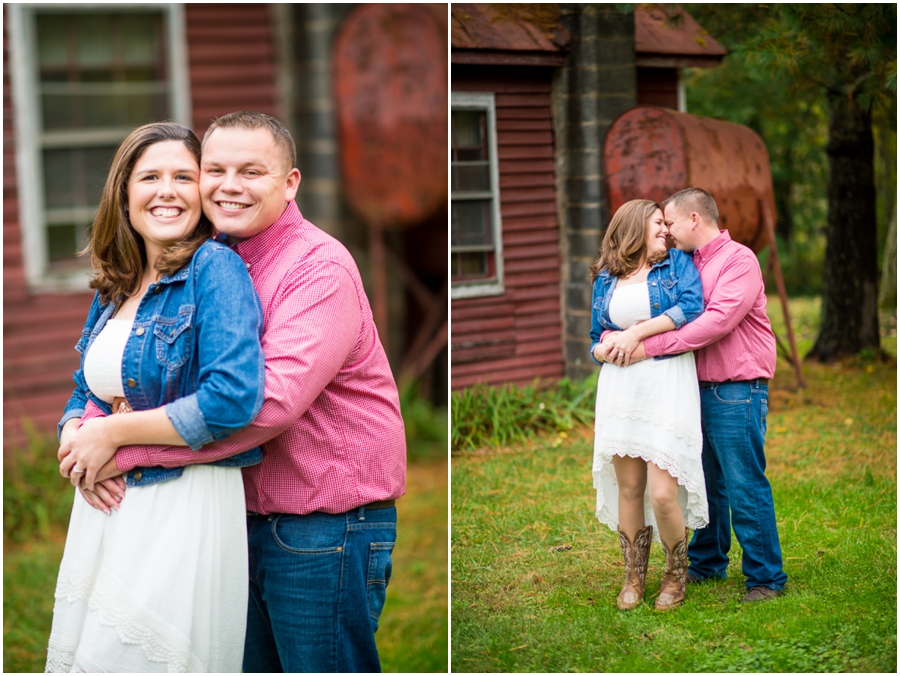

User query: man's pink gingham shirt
[108,201,407,514]
[643,230,776,382]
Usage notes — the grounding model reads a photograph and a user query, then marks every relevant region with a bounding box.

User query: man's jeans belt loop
[698,378,769,388]
[246,499,396,518]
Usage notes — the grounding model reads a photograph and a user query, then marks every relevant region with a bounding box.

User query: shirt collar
[693,229,731,266]
[223,201,304,266]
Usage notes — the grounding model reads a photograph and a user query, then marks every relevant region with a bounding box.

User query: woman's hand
[593,331,621,363]
[78,474,127,515]
[603,327,642,366]
[60,417,122,491]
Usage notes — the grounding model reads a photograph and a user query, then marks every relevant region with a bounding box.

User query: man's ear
[285,168,301,201]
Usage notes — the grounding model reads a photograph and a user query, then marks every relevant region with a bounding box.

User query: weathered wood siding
[636,67,678,109]
[3,5,277,452]
[185,3,277,137]
[451,69,564,390]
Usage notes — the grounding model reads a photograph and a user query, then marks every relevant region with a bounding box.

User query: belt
[247,499,396,518]
[699,378,769,388]
[112,397,133,414]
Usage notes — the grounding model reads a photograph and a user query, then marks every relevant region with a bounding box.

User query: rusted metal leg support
[369,223,389,356]
[761,200,806,388]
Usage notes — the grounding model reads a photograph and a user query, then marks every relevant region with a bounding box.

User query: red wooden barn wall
[3,4,276,452]
[451,70,565,390]
[636,67,678,109]
[185,3,277,138]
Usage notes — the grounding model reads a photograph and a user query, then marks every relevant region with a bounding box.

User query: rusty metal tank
[603,106,775,251]
[333,4,448,230]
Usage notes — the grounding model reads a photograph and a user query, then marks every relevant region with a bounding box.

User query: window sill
[451,282,505,300]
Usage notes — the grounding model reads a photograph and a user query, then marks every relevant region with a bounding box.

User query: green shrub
[3,423,74,544]
[451,376,597,453]
[400,383,448,460]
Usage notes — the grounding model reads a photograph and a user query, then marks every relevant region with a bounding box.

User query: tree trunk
[879,201,896,309]
[807,87,881,361]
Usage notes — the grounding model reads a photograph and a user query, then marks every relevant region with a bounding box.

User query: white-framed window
[451,92,504,299]
[7,3,191,292]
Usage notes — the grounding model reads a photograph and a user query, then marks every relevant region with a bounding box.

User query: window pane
[123,15,159,65]
[452,110,487,162]
[47,224,78,262]
[451,200,493,248]
[42,149,76,209]
[47,222,91,270]
[43,146,117,209]
[85,146,117,200]
[77,15,115,68]
[34,10,169,271]
[37,15,68,67]
[451,162,490,192]
[457,252,487,278]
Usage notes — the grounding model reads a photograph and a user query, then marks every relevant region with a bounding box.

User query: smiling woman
[587,198,707,612]
[126,141,202,261]
[46,121,265,673]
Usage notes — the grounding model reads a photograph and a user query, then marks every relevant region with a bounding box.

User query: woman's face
[645,207,668,256]
[127,140,201,260]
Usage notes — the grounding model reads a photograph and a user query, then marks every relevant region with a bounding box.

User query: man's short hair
[662,187,719,226]
[202,110,296,174]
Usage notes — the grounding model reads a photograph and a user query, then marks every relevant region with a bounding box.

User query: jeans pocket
[760,397,768,437]
[711,384,751,405]
[367,542,394,632]
[271,513,344,554]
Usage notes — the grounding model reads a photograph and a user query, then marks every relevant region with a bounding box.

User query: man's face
[663,203,695,252]
[200,127,300,240]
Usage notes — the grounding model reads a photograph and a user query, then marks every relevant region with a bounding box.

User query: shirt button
[126,378,136,387]
[651,281,657,286]
[135,327,145,336]
[654,303,659,308]
[245,262,251,270]
[133,471,143,481]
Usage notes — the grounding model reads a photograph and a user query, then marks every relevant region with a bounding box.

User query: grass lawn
[4,453,448,673]
[451,297,897,672]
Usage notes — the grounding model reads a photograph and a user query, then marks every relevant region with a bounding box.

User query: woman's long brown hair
[589,199,666,281]
[85,122,212,305]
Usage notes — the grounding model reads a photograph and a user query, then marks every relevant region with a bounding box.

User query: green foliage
[3,423,74,544]
[399,383,448,461]
[451,376,597,453]
[682,3,896,301]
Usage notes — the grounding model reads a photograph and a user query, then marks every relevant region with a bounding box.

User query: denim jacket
[59,240,265,486]
[589,248,703,365]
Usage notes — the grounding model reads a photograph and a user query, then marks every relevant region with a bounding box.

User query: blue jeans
[688,381,788,590]
[243,506,397,673]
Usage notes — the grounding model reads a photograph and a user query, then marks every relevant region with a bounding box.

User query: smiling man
[107,111,408,672]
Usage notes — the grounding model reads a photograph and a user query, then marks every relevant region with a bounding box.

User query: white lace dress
[45,319,248,673]
[592,281,709,542]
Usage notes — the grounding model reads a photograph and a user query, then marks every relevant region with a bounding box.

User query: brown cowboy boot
[655,528,689,611]
[616,525,653,610]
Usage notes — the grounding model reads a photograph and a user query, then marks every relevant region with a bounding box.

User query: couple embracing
[46,112,406,672]
[590,189,788,611]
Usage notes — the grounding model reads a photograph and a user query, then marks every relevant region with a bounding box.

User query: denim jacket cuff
[165,394,213,450]
[58,409,84,442]
[663,306,687,329]
[589,341,604,366]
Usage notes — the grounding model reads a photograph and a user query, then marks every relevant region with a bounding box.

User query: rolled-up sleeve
[164,246,265,447]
